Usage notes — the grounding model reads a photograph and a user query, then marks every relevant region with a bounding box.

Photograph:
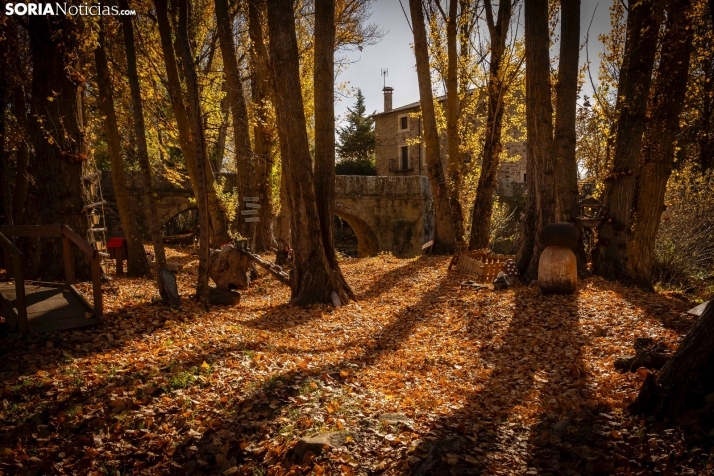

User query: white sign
[241,210,258,215]
[243,196,259,202]
[421,240,434,250]
[244,217,260,223]
[245,202,261,209]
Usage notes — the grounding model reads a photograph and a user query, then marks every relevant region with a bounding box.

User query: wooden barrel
[538,246,577,294]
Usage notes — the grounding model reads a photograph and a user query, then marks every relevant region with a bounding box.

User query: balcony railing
[388,158,413,173]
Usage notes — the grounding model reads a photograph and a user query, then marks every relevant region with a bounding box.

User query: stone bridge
[100,171,434,258]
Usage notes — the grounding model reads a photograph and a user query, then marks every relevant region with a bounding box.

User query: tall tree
[517,0,557,280]
[592,0,665,280]
[266,0,351,305]
[119,0,169,297]
[314,0,354,298]
[23,15,88,279]
[177,0,211,304]
[95,20,151,277]
[11,85,30,225]
[153,0,231,245]
[626,0,695,288]
[409,0,464,253]
[215,0,255,239]
[336,90,375,162]
[0,25,9,227]
[248,0,276,252]
[468,0,514,250]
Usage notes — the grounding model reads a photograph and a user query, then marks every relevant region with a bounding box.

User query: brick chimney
[383,86,394,112]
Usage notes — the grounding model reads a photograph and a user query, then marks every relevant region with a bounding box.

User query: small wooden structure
[0,225,103,333]
[449,249,515,283]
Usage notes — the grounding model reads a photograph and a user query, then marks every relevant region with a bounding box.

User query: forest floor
[0,245,712,476]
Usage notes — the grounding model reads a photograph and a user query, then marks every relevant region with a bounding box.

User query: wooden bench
[448,249,515,283]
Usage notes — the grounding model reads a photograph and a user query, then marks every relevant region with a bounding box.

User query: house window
[400,145,409,170]
[398,114,409,131]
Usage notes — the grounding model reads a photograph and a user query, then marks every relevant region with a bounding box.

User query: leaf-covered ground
[1,246,712,475]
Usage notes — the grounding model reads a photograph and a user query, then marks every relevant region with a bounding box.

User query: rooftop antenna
[381,68,388,88]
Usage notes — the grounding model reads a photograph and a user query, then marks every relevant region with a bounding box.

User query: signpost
[243,197,260,223]
[245,202,260,209]
[241,210,258,215]
[245,217,260,223]
[243,196,259,202]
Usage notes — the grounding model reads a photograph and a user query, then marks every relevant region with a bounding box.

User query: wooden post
[62,235,75,285]
[116,244,125,275]
[12,254,28,333]
[91,252,103,319]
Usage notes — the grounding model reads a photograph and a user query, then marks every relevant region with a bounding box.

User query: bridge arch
[334,210,379,257]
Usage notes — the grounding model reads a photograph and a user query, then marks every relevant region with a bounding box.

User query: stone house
[372,86,527,197]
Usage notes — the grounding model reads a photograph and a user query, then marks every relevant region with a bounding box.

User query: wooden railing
[0,231,28,333]
[0,225,103,322]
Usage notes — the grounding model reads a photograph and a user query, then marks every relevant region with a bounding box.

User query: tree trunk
[177,0,211,305]
[409,0,463,253]
[314,0,354,299]
[266,0,350,306]
[276,161,291,253]
[520,0,556,281]
[95,21,151,277]
[12,85,30,225]
[626,0,695,289]
[592,0,664,281]
[154,0,231,245]
[445,0,465,243]
[119,0,168,297]
[0,31,9,227]
[248,0,276,252]
[553,0,588,276]
[210,82,229,173]
[468,0,512,250]
[23,16,87,280]
[631,298,714,417]
[215,0,255,240]
[516,138,537,273]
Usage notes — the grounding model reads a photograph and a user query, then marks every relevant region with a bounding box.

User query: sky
[334,0,616,125]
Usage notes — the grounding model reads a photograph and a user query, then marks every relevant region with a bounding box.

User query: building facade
[372,87,527,197]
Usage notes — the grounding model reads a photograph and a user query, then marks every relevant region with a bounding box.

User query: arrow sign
[243,196,259,202]
[241,210,258,215]
[244,217,260,223]
[244,202,261,209]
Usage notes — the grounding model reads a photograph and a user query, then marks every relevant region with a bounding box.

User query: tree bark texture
[119,0,169,296]
[409,0,463,253]
[521,0,556,281]
[210,83,229,173]
[626,0,695,289]
[314,0,354,298]
[444,0,465,244]
[0,31,9,226]
[23,15,88,280]
[249,0,277,252]
[95,22,151,277]
[468,0,513,250]
[154,0,230,245]
[276,161,291,252]
[215,0,255,239]
[631,298,714,417]
[12,85,30,225]
[177,0,212,304]
[593,0,664,281]
[266,0,350,305]
[553,0,589,277]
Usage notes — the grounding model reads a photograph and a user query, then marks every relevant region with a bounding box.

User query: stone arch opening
[334,211,379,257]
[164,207,198,236]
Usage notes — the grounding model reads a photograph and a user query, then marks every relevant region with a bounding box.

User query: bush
[335,156,376,176]
[653,166,714,287]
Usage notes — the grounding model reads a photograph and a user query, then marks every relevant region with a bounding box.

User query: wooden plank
[0,292,18,331]
[69,285,95,313]
[61,225,95,258]
[244,217,260,223]
[0,231,21,256]
[244,202,261,209]
[91,255,103,319]
[0,225,63,238]
[241,210,258,215]
[243,196,259,202]
[62,235,75,285]
[12,254,28,333]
